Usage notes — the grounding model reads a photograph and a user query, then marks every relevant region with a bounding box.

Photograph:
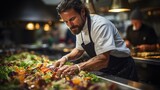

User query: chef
[53,0,138,81]
[125,9,158,52]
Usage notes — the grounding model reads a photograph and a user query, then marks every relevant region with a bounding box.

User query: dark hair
[56,0,89,16]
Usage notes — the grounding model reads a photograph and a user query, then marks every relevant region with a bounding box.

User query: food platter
[0,52,114,90]
[0,52,158,90]
[132,52,160,59]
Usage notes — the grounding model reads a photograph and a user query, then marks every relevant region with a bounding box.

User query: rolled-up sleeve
[93,23,116,55]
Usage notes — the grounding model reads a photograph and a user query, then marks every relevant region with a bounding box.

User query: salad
[0,52,113,90]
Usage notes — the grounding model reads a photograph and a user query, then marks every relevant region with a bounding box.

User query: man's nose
[67,21,74,27]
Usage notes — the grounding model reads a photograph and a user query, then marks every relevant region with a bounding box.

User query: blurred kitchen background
[0,0,160,88]
[0,0,160,48]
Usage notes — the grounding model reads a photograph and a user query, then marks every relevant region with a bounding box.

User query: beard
[70,25,83,35]
[69,16,85,35]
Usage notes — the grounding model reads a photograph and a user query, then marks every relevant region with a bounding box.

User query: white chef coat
[76,14,130,57]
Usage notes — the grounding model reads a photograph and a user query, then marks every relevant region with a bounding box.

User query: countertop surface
[92,71,159,90]
[133,57,160,65]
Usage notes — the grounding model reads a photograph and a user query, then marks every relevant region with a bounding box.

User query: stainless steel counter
[133,57,160,65]
[132,57,160,88]
[92,71,159,90]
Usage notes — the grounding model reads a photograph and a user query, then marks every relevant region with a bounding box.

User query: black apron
[81,15,138,81]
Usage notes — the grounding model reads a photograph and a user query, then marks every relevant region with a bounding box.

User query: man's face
[131,19,142,30]
[60,8,85,35]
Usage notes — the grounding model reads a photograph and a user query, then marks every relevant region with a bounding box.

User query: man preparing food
[52,0,138,81]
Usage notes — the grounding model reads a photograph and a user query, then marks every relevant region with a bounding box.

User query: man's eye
[70,17,76,21]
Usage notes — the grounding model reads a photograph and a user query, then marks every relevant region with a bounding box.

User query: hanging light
[84,0,96,14]
[108,0,130,12]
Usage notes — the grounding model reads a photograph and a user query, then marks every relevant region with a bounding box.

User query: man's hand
[52,48,84,77]
[56,65,79,78]
[125,40,131,48]
[52,56,68,70]
[136,44,157,52]
[137,45,146,51]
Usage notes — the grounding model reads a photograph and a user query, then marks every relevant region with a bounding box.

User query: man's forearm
[78,52,110,71]
[65,48,84,61]
[137,44,157,51]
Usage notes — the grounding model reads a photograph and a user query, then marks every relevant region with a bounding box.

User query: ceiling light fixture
[109,0,130,12]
